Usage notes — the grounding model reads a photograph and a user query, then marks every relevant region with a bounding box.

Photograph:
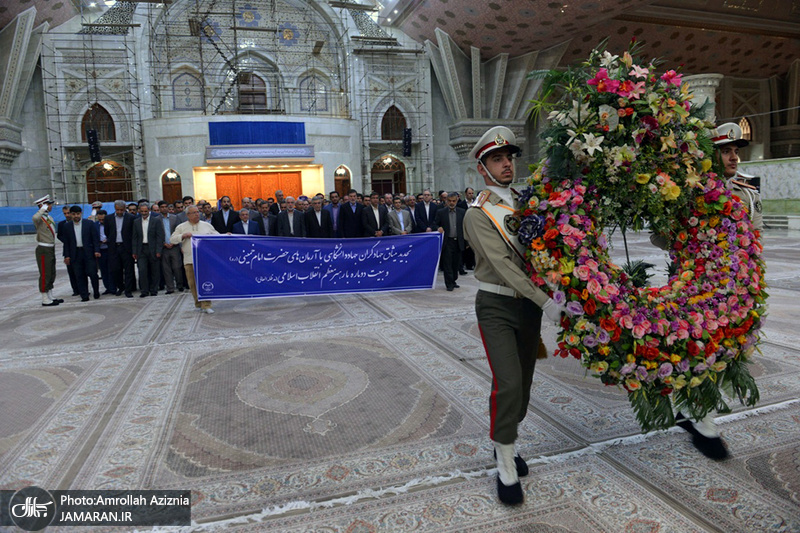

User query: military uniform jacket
[728,176,763,231]
[463,189,548,307]
[32,208,56,245]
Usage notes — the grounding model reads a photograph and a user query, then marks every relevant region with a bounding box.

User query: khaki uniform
[32,207,57,292]
[728,176,763,232]
[463,189,549,444]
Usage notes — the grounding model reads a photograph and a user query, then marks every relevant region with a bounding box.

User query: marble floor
[0,229,798,532]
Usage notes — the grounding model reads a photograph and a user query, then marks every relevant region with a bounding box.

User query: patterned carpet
[0,230,798,532]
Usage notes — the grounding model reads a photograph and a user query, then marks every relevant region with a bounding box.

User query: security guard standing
[463,126,564,505]
[672,122,762,461]
[712,122,763,232]
[32,195,62,306]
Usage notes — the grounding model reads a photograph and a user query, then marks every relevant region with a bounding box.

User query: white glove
[38,203,48,213]
[542,298,564,326]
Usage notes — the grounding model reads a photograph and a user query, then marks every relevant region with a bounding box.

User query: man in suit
[132,203,165,297]
[459,187,477,272]
[269,190,285,216]
[56,205,80,296]
[157,201,183,294]
[305,196,333,238]
[362,191,389,237]
[276,196,306,237]
[105,199,136,297]
[232,208,263,235]
[94,209,116,295]
[434,192,466,291]
[387,196,414,235]
[414,188,438,233]
[251,201,277,236]
[60,205,101,301]
[174,195,194,223]
[340,189,364,238]
[211,195,240,234]
[323,191,343,238]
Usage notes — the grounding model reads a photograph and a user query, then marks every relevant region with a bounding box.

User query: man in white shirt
[362,191,388,237]
[170,206,219,313]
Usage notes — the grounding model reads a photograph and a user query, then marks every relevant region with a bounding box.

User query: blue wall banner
[191,233,443,300]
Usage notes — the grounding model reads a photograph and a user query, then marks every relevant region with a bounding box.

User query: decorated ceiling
[385,0,800,79]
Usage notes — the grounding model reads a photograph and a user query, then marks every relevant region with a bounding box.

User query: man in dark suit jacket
[276,196,306,237]
[362,191,389,237]
[340,189,364,238]
[414,189,439,233]
[268,190,285,216]
[157,201,183,293]
[105,199,136,297]
[251,202,277,236]
[56,205,80,296]
[211,195,240,234]
[433,192,466,291]
[322,191,343,238]
[305,197,333,238]
[232,208,264,235]
[60,205,101,301]
[132,203,165,297]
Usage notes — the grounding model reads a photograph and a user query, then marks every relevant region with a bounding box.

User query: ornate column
[684,73,724,123]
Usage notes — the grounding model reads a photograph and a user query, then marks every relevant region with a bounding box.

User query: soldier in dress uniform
[672,122,763,461]
[463,126,564,505]
[32,195,63,307]
[712,122,763,232]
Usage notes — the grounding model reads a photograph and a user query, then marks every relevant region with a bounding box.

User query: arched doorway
[86,160,132,203]
[370,155,405,195]
[161,169,182,204]
[334,165,351,197]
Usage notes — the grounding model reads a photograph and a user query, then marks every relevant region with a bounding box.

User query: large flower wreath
[520,42,767,431]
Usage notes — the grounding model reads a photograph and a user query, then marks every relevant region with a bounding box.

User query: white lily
[583,133,604,156]
[600,51,619,69]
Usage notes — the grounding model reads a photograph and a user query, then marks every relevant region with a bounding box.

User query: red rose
[687,341,700,357]
[583,299,597,316]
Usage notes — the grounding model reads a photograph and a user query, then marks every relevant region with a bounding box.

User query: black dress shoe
[125,292,133,298]
[72,292,80,297]
[103,290,114,295]
[459,270,467,275]
[52,298,64,304]
[496,477,523,505]
[178,287,185,292]
[150,292,158,296]
[494,450,529,477]
[140,293,149,298]
[115,289,123,296]
[81,296,90,302]
[93,292,100,299]
[454,283,460,288]
[165,290,174,295]
[42,301,59,307]
[676,412,729,461]
[446,287,454,291]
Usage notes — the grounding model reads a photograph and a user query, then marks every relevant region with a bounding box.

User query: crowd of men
[37,186,478,308]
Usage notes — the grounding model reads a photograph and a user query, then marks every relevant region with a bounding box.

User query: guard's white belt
[36,242,55,247]
[478,281,518,298]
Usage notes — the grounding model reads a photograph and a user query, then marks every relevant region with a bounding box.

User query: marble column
[684,73,724,123]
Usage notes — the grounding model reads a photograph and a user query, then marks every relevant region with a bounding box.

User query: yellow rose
[591,361,609,374]
[627,353,636,364]
[670,354,682,364]
[598,345,611,356]
[636,173,651,184]
[709,216,720,227]
[701,159,713,172]
[559,258,575,274]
